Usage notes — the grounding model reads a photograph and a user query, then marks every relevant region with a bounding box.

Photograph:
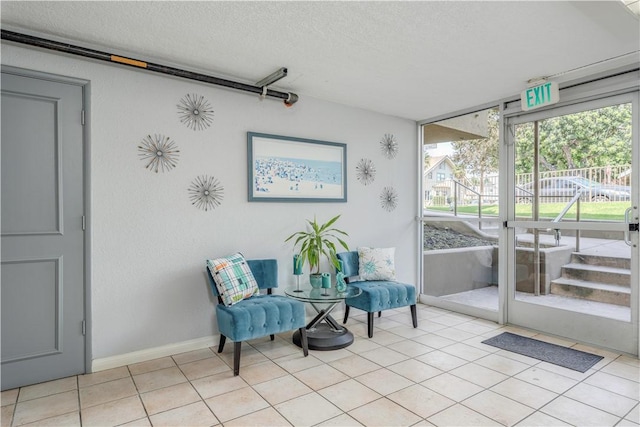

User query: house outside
[423,155,457,206]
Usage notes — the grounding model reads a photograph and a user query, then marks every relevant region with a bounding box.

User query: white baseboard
[91,308,347,373]
[91,335,218,373]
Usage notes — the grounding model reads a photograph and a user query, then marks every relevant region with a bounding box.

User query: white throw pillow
[358,247,396,281]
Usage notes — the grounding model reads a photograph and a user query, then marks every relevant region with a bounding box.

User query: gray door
[1,69,86,390]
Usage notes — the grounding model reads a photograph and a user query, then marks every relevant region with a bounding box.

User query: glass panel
[424,108,500,217]
[422,107,500,312]
[513,225,631,322]
[512,102,633,322]
[514,103,633,222]
[423,220,499,310]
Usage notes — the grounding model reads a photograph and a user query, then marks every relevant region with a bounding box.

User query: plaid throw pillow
[207,253,259,306]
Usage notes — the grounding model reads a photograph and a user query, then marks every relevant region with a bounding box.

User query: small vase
[310,274,322,289]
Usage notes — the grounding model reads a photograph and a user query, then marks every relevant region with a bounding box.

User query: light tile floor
[2,304,639,426]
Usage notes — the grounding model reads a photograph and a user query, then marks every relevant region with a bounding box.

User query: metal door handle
[624,207,637,246]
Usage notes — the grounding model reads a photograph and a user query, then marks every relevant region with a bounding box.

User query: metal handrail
[548,190,582,250]
[452,180,483,227]
[515,186,534,199]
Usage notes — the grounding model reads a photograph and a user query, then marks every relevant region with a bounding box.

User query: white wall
[2,43,418,361]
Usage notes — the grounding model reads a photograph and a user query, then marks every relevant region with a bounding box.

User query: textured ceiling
[1,1,639,121]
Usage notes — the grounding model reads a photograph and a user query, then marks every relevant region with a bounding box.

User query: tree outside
[515,103,632,175]
[451,108,499,200]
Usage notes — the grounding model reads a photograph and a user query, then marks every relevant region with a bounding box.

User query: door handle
[624,207,638,247]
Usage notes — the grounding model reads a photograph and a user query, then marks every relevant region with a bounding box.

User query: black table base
[292,322,355,351]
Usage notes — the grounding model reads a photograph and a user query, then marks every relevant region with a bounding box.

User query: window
[428,172,433,179]
[421,106,500,315]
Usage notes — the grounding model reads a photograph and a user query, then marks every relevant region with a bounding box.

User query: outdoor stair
[550,253,631,306]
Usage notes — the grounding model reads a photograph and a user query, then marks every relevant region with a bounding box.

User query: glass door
[505,92,639,355]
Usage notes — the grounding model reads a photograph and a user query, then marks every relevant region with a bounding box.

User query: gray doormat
[482,332,603,372]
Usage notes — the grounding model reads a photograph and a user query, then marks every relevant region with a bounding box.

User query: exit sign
[521,81,559,111]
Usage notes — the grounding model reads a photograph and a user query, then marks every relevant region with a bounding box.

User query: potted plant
[285,214,349,288]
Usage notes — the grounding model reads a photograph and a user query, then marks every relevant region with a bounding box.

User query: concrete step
[571,253,630,270]
[550,278,630,307]
[561,263,630,287]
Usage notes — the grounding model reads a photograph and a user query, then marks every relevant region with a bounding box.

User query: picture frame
[247,132,347,202]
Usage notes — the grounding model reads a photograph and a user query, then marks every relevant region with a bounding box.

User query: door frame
[2,65,93,372]
[501,71,639,355]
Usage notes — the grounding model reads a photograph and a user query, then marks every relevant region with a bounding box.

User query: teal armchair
[206,259,308,375]
[337,251,417,338]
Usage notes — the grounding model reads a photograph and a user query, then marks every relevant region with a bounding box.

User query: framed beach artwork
[247,132,347,202]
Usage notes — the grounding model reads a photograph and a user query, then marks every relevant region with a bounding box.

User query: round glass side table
[285,285,362,350]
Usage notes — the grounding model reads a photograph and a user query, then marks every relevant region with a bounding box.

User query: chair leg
[270,334,275,341]
[343,305,350,324]
[217,335,227,353]
[299,327,309,357]
[378,311,382,318]
[367,312,374,338]
[410,304,418,328]
[233,341,242,376]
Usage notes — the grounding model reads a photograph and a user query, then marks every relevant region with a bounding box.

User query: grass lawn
[426,201,630,221]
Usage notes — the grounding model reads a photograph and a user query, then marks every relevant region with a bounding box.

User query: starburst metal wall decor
[188,175,224,211]
[355,158,376,186]
[380,133,399,159]
[380,186,399,212]
[138,134,180,173]
[177,93,214,131]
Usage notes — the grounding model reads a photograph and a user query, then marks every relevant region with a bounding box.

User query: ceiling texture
[1,1,639,121]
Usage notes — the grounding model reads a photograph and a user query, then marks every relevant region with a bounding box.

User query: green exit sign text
[521,81,559,111]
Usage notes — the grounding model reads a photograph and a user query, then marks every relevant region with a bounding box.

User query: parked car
[515,177,631,203]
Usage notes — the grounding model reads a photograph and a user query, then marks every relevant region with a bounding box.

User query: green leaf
[319,214,340,232]
[337,237,350,251]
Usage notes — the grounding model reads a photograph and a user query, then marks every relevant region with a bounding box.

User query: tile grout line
[75,376,82,427]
